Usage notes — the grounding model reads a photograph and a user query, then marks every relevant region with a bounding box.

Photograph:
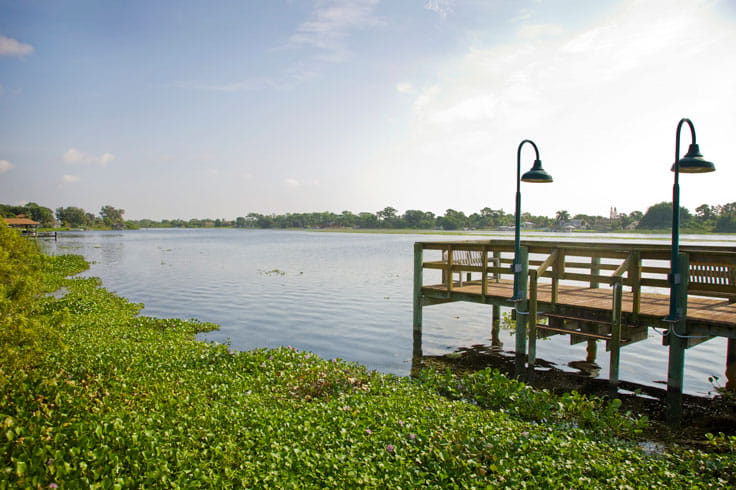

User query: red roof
[3,217,40,226]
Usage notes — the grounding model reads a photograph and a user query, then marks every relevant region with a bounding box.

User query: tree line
[3,202,736,233]
[0,203,126,229]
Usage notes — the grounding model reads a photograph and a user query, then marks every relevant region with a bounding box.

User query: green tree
[437,209,468,230]
[403,210,435,229]
[555,210,570,224]
[100,205,125,228]
[356,212,378,228]
[637,202,692,230]
[715,215,736,233]
[23,202,55,227]
[56,206,88,228]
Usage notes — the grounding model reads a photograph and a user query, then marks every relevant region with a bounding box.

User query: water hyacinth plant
[1,229,734,487]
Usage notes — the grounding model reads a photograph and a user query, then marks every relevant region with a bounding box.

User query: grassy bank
[1,234,735,486]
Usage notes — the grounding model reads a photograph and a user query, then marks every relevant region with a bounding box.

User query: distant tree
[56,206,88,228]
[695,204,715,221]
[715,215,736,233]
[637,202,692,230]
[478,207,506,228]
[337,211,357,228]
[376,207,398,228]
[235,217,247,228]
[555,210,570,224]
[717,202,736,217]
[403,210,435,229]
[437,209,468,230]
[23,202,55,227]
[100,205,125,228]
[356,212,378,229]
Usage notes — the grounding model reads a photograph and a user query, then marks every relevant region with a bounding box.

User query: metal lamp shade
[521,159,553,183]
[671,143,715,173]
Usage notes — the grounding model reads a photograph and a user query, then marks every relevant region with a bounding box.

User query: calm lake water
[41,228,736,397]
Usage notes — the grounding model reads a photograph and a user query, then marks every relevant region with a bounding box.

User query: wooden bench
[442,249,500,286]
[688,261,736,302]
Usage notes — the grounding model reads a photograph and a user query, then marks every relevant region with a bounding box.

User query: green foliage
[417,368,648,438]
[100,205,126,229]
[2,255,734,487]
[638,201,693,230]
[0,223,48,370]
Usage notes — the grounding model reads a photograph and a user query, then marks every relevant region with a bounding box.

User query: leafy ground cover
[1,227,735,487]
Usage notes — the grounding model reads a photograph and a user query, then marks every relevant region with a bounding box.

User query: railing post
[667,252,690,425]
[413,243,424,362]
[590,256,601,289]
[515,246,529,375]
[481,247,488,301]
[552,248,563,307]
[446,246,454,292]
[631,250,641,319]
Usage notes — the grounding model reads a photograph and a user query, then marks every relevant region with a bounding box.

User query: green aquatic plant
[1,249,734,487]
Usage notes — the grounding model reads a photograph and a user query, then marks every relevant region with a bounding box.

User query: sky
[1,0,735,221]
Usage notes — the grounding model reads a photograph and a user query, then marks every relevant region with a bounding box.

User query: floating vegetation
[259,268,287,276]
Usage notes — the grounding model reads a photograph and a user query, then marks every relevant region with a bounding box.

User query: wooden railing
[418,239,736,310]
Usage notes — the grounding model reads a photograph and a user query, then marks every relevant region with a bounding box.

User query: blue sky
[1,0,735,220]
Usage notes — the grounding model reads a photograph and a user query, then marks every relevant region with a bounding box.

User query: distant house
[556,219,587,231]
[3,217,41,235]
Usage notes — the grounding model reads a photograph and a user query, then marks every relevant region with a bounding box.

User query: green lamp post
[511,139,553,301]
[664,118,715,323]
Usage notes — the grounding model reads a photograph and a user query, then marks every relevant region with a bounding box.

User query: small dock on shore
[412,239,736,422]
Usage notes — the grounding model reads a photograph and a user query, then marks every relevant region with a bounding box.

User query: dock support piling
[528,270,538,368]
[491,305,503,350]
[726,337,736,391]
[514,247,529,375]
[413,243,424,362]
[609,278,623,389]
[666,253,689,425]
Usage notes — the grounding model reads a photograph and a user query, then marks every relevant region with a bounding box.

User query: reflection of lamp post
[511,140,553,301]
[664,118,715,323]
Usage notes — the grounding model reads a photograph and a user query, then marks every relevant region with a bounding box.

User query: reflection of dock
[413,239,736,423]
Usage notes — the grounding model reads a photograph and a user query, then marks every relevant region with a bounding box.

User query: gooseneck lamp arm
[665,118,713,322]
[511,140,540,301]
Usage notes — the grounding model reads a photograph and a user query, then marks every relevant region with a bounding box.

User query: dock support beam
[727,338,736,391]
[490,305,503,350]
[666,253,689,425]
[514,247,529,375]
[609,278,623,389]
[412,243,424,364]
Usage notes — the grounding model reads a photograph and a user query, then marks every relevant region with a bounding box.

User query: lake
[41,228,736,397]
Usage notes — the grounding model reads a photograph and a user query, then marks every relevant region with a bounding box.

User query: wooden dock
[412,239,736,423]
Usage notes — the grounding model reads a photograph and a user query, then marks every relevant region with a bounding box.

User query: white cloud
[61,174,81,184]
[517,23,564,40]
[0,34,33,57]
[424,0,454,18]
[509,8,534,24]
[284,178,320,189]
[396,82,415,94]
[173,78,278,92]
[0,160,14,173]
[365,0,736,216]
[62,148,115,166]
[289,0,381,62]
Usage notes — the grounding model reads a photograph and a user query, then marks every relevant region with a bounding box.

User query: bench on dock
[441,248,500,286]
